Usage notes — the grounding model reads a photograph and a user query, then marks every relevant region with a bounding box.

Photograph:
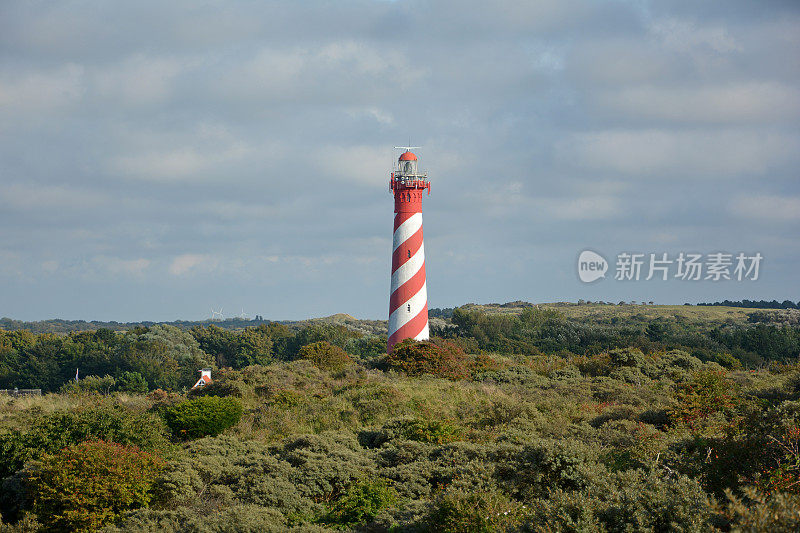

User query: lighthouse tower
[388,149,430,352]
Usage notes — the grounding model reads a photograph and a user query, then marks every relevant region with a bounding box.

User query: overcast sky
[1,0,799,322]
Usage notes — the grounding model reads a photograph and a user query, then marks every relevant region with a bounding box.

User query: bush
[0,404,169,481]
[365,418,465,447]
[385,339,470,380]
[60,374,117,395]
[298,341,352,372]
[426,488,524,533]
[320,478,397,527]
[722,486,800,532]
[525,470,712,532]
[26,440,163,532]
[669,369,738,429]
[116,371,149,393]
[163,396,243,440]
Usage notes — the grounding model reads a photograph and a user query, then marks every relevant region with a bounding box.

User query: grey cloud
[0,0,798,321]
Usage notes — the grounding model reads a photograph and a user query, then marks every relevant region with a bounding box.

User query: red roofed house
[192,368,212,389]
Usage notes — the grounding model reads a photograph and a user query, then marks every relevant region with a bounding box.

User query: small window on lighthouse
[407,250,411,258]
[407,304,411,312]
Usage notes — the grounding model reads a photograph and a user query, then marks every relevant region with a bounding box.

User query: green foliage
[426,487,524,533]
[525,470,712,532]
[298,341,352,372]
[386,339,470,380]
[0,403,169,481]
[319,478,397,527]
[163,396,243,440]
[722,487,800,532]
[26,440,163,532]
[366,418,465,446]
[61,374,117,395]
[3,304,800,531]
[344,335,386,359]
[116,371,149,393]
[669,368,738,429]
[191,324,274,369]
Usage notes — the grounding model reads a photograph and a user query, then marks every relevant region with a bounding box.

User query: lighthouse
[387,148,430,352]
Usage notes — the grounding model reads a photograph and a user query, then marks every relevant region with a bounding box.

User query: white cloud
[729,195,800,221]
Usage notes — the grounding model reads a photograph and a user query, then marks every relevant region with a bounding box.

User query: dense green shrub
[163,396,243,440]
[364,418,465,447]
[60,374,117,395]
[426,487,524,533]
[0,404,169,481]
[115,371,149,393]
[495,439,606,501]
[721,487,800,532]
[319,478,397,527]
[26,440,163,532]
[525,470,712,532]
[105,505,332,533]
[152,436,316,517]
[298,341,352,372]
[273,432,376,502]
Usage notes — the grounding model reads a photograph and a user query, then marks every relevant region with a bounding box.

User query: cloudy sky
[1,0,798,322]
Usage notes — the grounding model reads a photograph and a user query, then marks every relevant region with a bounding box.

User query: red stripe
[393,211,416,231]
[389,262,426,315]
[388,305,429,350]
[391,225,424,273]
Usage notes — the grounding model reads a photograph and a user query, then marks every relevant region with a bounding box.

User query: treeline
[3,308,800,393]
[435,307,800,367]
[0,323,385,393]
[0,316,270,334]
[698,299,800,309]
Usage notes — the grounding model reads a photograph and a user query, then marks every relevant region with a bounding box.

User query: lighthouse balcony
[391,177,429,191]
[392,172,428,184]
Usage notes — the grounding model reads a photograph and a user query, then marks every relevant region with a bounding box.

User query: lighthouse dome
[399,151,417,161]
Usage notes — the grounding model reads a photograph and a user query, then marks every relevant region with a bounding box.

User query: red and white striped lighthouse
[388,148,430,352]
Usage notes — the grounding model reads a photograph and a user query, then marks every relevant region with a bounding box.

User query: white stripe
[414,322,430,341]
[392,213,422,252]
[388,282,428,335]
[390,243,424,290]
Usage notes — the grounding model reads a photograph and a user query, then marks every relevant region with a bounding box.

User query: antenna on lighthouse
[394,146,421,152]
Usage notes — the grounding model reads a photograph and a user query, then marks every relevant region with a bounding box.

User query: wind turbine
[211,308,224,321]
[239,308,248,320]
